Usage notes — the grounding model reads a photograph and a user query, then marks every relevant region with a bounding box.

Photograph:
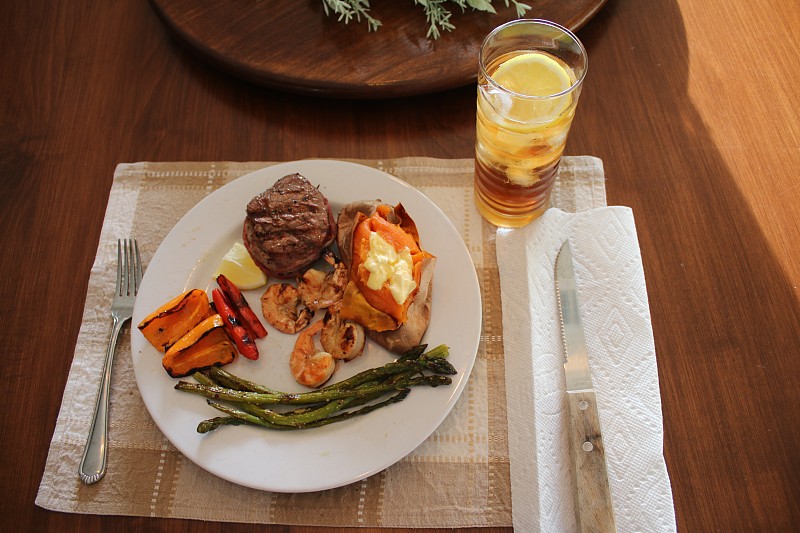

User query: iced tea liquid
[474,50,579,227]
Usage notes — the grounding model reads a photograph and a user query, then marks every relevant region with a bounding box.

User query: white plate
[131,160,482,493]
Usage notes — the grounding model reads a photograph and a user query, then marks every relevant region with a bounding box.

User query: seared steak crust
[242,174,336,278]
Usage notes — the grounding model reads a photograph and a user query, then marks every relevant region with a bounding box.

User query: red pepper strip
[216,274,268,338]
[211,288,259,360]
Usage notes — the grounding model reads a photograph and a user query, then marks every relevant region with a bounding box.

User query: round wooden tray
[149,0,607,99]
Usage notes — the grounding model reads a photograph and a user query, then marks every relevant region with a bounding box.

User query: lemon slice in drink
[213,242,267,290]
[491,51,574,124]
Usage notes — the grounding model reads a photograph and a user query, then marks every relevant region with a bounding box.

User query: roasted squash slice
[138,289,215,352]
[162,314,236,378]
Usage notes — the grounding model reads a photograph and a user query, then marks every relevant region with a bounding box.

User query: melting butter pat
[363,231,417,305]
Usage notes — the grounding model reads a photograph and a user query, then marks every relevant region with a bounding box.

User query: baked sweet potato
[137,289,215,352]
[336,201,436,353]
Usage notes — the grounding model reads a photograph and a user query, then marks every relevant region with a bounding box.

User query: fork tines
[116,238,142,298]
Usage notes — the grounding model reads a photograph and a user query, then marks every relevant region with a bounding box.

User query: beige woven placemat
[36,157,605,527]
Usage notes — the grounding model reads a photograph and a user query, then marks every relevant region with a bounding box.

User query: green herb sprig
[321,0,532,39]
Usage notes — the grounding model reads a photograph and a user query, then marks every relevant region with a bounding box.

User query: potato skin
[336,200,386,269]
[336,201,435,354]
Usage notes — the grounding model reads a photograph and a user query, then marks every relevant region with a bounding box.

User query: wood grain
[149,0,607,98]
[1,0,799,531]
[566,391,616,533]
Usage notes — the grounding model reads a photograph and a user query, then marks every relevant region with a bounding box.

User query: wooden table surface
[2,0,799,531]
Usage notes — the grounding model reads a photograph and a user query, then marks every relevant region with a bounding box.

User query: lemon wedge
[213,242,267,290]
[490,51,574,124]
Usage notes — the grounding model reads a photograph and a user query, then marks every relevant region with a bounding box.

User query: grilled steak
[242,173,336,278]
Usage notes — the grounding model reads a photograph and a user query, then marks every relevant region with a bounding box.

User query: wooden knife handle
[566,390,617,533]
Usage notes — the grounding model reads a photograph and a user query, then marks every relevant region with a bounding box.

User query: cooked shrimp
[290,320,336,388]
[320,304,366,361]
[260,283,313,334]
[297,251,347,312]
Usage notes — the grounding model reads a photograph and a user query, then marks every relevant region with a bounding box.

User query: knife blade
[555,240,617,533]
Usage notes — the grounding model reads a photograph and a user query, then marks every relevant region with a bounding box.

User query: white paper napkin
[496,207,676,532]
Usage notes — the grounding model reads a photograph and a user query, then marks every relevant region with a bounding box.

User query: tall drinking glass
[474,19,587,227]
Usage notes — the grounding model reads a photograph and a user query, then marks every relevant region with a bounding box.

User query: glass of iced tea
[474,19,588,227]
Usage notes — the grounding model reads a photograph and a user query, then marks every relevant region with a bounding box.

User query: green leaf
[319,0,534,39]
[467,0,495,12]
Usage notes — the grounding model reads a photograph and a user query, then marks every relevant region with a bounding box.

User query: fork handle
[79,315,127,484]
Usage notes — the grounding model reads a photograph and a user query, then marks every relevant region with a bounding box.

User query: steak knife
[555,240,617,533]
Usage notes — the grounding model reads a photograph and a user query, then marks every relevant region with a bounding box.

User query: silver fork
[79,238,143,484]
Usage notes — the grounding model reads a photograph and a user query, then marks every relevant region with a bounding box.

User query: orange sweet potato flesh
[162,315,236,378]
[338,203,434,334]
[138,289,215,352]
[340,280,398,332]
[350,213,420,324]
